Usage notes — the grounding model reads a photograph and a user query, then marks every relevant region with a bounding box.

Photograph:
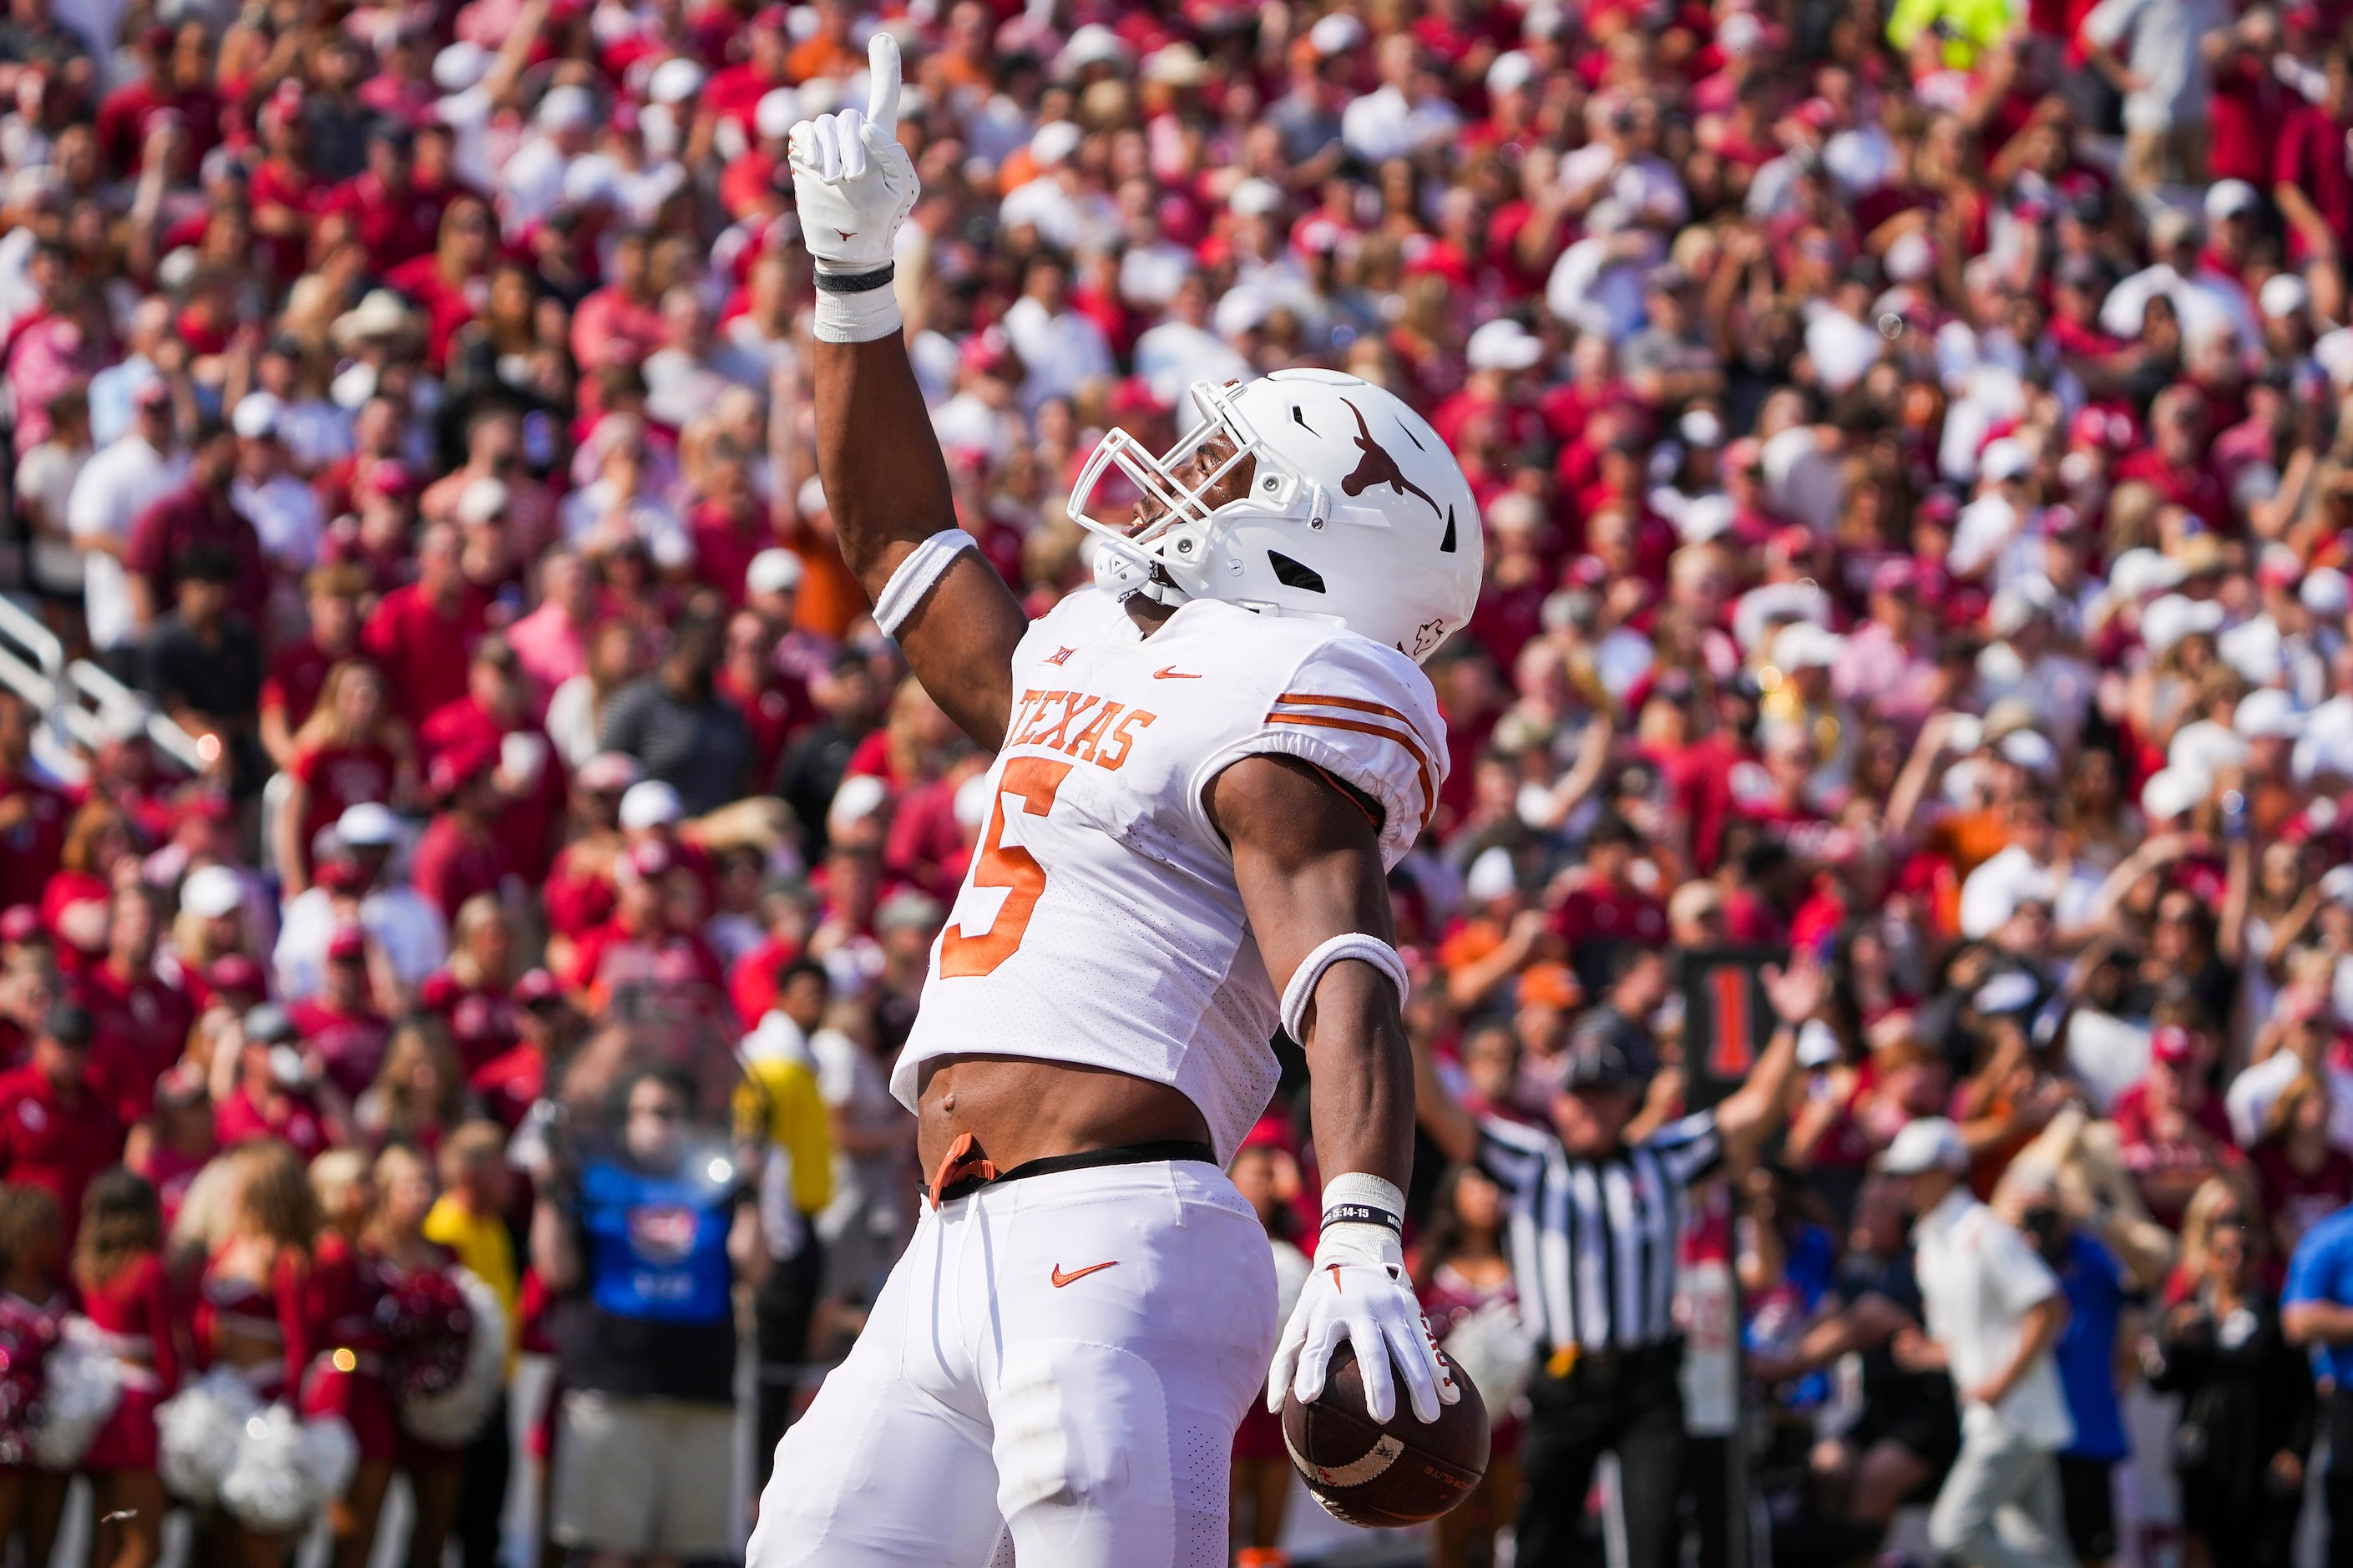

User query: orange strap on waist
[927,1131,997,1210]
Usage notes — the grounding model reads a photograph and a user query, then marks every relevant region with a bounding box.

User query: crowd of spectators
[7,0,2353,1560]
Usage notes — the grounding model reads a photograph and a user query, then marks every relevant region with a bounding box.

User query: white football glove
[788,33,919,276]
[1268,1219,1460,1425]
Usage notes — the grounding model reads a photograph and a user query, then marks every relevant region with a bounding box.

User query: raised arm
[1714,951,1824,1165]
[796,37,1029,748]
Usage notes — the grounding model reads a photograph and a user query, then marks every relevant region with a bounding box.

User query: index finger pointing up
[866,32,901,134]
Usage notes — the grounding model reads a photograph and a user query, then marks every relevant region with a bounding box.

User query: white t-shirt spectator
[68,433,184,650]
[2079,0,2229,133]
[1133,319,1252,407]
[560,483,695,569]
[1341,85,1460,163]
[1000,294,1114,412]
[1910,1186,2077,1449]
[17,437,88,595]
[275,882,448,1000]
[234,473,325,574]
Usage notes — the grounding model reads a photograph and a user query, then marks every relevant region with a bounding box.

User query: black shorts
[1850,1393,1961,1486]
[2058,1454,2118,1563]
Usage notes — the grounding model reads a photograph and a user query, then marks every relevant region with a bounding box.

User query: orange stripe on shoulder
[1263,711,1437,832]
[1275,690,1421,726]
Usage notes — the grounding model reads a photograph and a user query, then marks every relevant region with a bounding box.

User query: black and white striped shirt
[1476,1111,1723,1353]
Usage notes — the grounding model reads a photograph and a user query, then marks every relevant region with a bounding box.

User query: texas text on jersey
[891,589,1448,1164]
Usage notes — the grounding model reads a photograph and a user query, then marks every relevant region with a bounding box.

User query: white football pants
[748,1158,1281,1567]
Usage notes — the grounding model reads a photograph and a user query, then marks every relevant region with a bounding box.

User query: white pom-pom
[1440,1298,1538,1412]
[398,1268,507,1448]
[30,1321,124,1470]
[157,1368,261,1505]
[221,1404,326,1532]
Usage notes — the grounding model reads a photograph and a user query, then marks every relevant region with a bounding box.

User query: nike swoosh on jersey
[1050,1260,1119,1287]
[1153,667,1203,679]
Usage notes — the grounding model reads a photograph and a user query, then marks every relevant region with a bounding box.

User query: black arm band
[814,263,896,294]
[1322,1202,1404,1233]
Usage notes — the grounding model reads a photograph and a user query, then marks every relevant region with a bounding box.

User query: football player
[750,38,1485,1565]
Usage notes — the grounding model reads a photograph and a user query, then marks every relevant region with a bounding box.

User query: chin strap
[1090,544,1192,607]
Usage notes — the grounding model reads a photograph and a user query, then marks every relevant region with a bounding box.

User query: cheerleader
[0,1186,72,1568]
[73,1171,176,1568]
[195,1140,319,1568]
[359,1146,463,1568]
[306,1151,393,1568]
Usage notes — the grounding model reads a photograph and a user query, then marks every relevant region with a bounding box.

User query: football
[1281,1341,1490,1526]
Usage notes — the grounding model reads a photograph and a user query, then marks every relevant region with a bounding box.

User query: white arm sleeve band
[812,284,904,345]
[871,528,977,637]
[1279,932,1411,1045]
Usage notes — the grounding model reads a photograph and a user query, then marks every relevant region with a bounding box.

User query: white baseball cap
[1030,119,1083,167]
[539,84,597,132]
[433,40,490,92]
[2206,179,2261,220]
[455,478,508,527]
[1773,620,1846,671]
[2106,548,2188,603]
[2140,766,2209,822]
[650,58,708,106]
[1309,13,1365,53]
[2141,593,2225,654]
[2306,567,2352,617]
[1465,319,1544,372]
[754,87,799,141]
[1486,49,1536,95]
[231,392,283,441]
[2262,272,2311,321]
[827,774,889,837]
[180,865,244,921]
[746,548,804,596]
[1678,493,1737,544]
[1980,438,2032,483]
[618,780,685,832]
[2235,687,2308,740]
[1882,1116,1969,1175]
[1464,845,1517,904]
[337,802,402,847]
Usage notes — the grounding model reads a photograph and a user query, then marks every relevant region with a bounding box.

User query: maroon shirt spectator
[82,890,194,1127]
[286,933,393,1100]
[123,431,269,640]
[2277,59,2353,265]
[319,124,445,273]
[360,522,488,730]
[411,748,513,922]
[417,643,565,883]
[0,1004,124,1249]
[0,692,70,909]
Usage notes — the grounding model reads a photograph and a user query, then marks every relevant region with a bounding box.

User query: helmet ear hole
[1268,552,1328,593]
[1440,507,1459,553]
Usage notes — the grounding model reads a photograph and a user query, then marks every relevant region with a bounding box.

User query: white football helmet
[1069,368,1484,664]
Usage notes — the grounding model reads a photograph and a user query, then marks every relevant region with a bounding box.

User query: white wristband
[872,528,977,637]
[1320,1172,1406,1228]
[1279,933,1410,1044]
[812,284,904,344]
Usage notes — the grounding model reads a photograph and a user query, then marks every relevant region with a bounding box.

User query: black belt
[929,1136,1218,1206]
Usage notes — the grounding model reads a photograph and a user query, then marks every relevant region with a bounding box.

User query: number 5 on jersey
[939,757,1070,978]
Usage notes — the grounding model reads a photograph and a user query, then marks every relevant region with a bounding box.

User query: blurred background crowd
[1,0,2352,1559]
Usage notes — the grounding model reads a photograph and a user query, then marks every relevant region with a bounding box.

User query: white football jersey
[888,588,1449,1162]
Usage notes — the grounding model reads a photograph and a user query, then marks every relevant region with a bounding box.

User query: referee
[1412,953,1819,1568]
